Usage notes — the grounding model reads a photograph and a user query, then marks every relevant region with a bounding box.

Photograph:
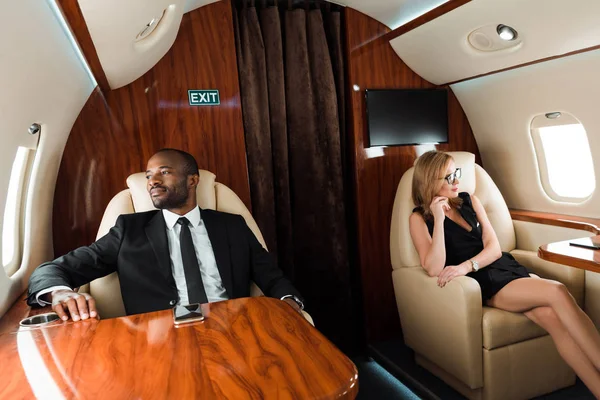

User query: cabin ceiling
[184,0,220,13]
[331,0,450,30]
[390,0,600,85]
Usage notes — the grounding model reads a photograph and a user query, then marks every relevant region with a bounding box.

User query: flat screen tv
[365,89,448,147]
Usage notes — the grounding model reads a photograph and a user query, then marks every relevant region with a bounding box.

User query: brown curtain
[234,2,354,350]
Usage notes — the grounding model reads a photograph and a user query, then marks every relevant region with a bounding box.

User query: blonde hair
[412,151,463,220]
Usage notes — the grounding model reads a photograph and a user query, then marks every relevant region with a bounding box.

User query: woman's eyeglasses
[441,168,461,184]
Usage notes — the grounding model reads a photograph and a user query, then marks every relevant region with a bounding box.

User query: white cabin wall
[451,50,600,217]
[0,0,95,317]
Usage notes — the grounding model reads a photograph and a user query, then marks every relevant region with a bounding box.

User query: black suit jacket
[27,209,302,315]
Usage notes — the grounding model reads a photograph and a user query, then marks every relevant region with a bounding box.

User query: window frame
[530,112,596,203]
[3,146,36,277]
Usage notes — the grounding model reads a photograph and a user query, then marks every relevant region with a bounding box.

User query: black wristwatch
[280,295,304,311]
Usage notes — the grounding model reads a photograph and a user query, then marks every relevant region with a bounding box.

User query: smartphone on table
[172,303,204,325]
[569,237,600,251]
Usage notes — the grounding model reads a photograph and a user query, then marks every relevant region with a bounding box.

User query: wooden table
[539,235,600,273]
[0,297,358,399]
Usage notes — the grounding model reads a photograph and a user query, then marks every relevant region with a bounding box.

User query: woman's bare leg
[525,306,600,398]
[487,277,600,370]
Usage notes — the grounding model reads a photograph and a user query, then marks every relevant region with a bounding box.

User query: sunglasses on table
[441,168,461,184]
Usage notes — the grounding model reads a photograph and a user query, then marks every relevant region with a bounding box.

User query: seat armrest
[510,249,584,306]
[301,311,314,326]
[392,266,483,389]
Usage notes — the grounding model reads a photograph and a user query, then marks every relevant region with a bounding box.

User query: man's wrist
[36,285,72,306]
[280,295,304,311]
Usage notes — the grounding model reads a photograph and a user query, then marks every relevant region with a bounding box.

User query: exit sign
[188,90,220,106]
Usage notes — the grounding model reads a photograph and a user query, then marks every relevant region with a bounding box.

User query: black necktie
[177,217,208,304]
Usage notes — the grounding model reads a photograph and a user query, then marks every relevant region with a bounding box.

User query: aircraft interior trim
[1,0,600,399]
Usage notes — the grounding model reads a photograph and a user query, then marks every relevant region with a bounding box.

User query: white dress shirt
[162,207,228,304]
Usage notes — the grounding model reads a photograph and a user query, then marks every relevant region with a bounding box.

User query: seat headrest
[448,151,476,195]
[126,170,217,212]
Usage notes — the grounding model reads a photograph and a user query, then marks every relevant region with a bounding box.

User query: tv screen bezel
[364,88,450,148]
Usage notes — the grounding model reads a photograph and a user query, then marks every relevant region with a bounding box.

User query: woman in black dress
[409,151,600,397]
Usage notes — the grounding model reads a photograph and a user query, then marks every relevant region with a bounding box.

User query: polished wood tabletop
[539,235,600,273]
[0,297,358,399]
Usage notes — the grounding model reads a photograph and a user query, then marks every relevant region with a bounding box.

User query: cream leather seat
[390,152,583,400]
[82,170,312,325]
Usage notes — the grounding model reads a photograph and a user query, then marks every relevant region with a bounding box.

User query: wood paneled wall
[345,8,481,341]
[53,1,249,256]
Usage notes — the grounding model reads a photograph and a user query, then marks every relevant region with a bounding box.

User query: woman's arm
[437,195,503,287]
[409,197,449,277]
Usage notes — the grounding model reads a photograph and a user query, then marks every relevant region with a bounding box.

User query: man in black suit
[28,149,303,322]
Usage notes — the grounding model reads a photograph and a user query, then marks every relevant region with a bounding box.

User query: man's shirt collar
[162,207,201,230]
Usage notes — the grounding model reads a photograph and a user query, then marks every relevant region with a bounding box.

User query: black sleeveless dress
[419,192,530,301]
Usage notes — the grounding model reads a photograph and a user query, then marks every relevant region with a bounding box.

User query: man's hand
[437,262,471,288]
[51,289,98,321]
[282,298,303,315]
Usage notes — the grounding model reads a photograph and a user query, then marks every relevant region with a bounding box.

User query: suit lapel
[145,211,176,287]
[200,208,233,298]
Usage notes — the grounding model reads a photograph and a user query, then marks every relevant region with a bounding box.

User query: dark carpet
[353,357,422,399]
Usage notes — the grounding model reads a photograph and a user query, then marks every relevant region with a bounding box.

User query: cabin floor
[360,340,595,400]
[353,357,421,399]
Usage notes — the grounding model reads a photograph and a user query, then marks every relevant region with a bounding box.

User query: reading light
[545,112,562,119]
[353,84,360,92]
[136,10,166,41]
[496,24,518,41]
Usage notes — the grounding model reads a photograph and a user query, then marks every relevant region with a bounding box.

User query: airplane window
[3,147,35,276]
[531,113,595,202]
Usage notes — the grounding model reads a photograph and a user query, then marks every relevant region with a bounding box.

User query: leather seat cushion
[482,306,547,350]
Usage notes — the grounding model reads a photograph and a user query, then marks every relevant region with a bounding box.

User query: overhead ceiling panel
[389,0,600,85]
[77,0,187,89]
[184,0,219,13]
[332,0,450,30]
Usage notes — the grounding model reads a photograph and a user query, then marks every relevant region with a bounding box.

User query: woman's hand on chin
[430,196,449,222]
[437,262,471,287]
